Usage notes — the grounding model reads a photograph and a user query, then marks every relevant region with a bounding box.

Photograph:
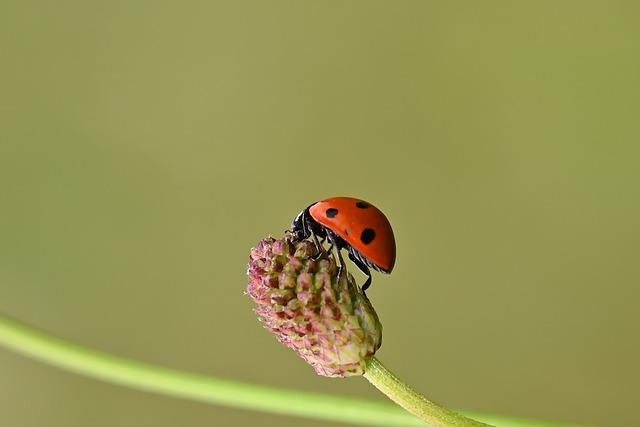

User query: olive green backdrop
[1,2,638,426]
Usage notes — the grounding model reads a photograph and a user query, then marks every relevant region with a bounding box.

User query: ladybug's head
[290,208,309,241]
[290,203,326,242]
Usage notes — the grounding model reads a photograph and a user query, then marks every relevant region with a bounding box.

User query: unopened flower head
[246,235,382,377]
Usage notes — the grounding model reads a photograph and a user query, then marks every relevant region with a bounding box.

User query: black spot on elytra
[344,228,349,236]
[360,228,376,245]
[326,208,338,218]
[355,201,370,209]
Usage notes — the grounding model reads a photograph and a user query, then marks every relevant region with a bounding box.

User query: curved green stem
[0,314,581,427]
[365,357,491,426]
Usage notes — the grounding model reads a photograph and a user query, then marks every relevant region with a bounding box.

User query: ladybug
[291,197,396,291]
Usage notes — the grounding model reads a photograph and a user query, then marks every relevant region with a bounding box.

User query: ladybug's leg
[326,232,346,280]
[310,229,323,252]
[348,250,372,292]
[325,241,334,253]
[310,231,331,262]
[319,235,333,252]
[304,215,327,257]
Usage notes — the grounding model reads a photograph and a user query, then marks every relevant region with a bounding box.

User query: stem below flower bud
[364,357,492,427]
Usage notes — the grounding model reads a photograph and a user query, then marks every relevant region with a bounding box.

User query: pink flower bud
[246,235,382,377]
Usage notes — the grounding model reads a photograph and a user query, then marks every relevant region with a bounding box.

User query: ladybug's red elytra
[291,197,396,291]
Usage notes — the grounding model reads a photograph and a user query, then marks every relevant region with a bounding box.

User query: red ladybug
[291,197,396,291]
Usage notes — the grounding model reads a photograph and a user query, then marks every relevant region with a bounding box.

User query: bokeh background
[1,2,638,426]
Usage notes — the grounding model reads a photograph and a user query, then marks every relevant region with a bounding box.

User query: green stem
[0,314,581,427]
[0,314,418,427]
[364,357,491,426]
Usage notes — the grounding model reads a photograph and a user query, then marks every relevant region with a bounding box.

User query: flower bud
[246,235,382,377]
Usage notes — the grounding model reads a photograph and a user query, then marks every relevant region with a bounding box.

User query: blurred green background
[1,2,638,426]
